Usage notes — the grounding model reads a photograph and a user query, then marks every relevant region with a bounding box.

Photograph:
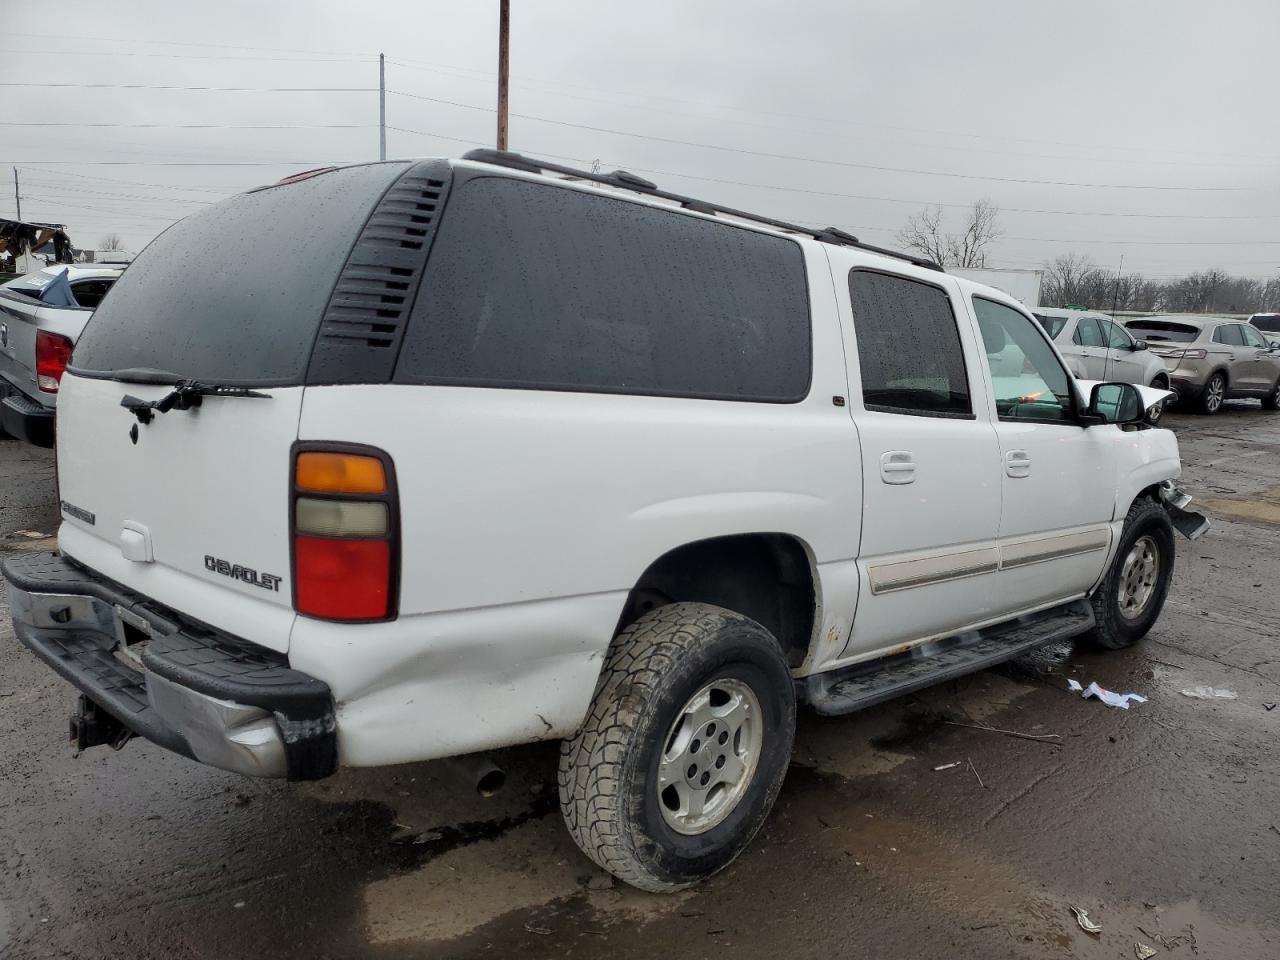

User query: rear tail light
[35,330,74,393]
[291,446,398,621]
[1179,348,1208,360]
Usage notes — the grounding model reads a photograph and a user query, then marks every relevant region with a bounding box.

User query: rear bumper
[0,388,55,447]
[2,551,336,780]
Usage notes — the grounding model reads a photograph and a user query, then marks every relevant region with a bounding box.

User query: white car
[3,151,1205,892]
[1034,308,1171,419]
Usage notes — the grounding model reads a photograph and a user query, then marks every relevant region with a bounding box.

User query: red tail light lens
[1181,348,1208,360]
[294,537,391,620]
[291,446,398,622]
[36,330,74,393]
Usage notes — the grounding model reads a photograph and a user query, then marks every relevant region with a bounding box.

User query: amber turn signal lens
[295,452,386,494]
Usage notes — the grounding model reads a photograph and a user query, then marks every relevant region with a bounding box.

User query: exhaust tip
[476,766,506,798]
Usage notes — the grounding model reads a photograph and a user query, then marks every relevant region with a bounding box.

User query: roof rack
[461,149,944,273]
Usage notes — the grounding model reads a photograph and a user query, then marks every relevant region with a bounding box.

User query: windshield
[1033,313,1067,338]
[72,162,410,386]
[1125,321,1200,343]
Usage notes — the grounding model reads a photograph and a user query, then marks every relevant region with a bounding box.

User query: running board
[802,600,1095,717]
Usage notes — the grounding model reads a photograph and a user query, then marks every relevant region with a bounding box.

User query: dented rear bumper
[2,551,336,780]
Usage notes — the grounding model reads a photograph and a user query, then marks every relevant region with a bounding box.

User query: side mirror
[1084,382,1144,426]
[1131,339,1149,351]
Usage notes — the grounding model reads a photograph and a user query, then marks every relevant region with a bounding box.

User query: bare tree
[895,204,950,266]
[1040,253,1104,307]
[98,233,124,251]
[895,199,1002,267]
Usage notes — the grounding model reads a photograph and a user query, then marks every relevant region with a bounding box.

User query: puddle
[1199,484,1280,526]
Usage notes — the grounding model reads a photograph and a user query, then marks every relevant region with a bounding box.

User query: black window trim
[972,294,1083,427]
[396,170,816,405]
[848,266,976,422]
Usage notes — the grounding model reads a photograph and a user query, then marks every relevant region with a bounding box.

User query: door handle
[1006,450,1032,478]
[880,450,916,485]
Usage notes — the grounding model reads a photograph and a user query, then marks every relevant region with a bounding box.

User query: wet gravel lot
[1,405,1278,959]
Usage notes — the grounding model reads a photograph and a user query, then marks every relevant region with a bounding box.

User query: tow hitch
[69,696,133,755]
[1160,481,1211,540]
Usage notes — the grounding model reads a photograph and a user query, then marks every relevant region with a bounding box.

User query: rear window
[394,177,811,402]
[1252,314,1280,333]
[1125,321,1200,343]
[73,162,410,385]
[1033,313,1067,338]
[1,270,56,300]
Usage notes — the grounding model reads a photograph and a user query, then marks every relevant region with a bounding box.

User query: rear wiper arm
[120,380,271,425]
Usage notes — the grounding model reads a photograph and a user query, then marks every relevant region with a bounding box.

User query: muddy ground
[1,405,1278,959]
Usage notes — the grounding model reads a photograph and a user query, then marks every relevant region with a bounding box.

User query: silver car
[1034,308,1171,419]
[1125,314,1280,415]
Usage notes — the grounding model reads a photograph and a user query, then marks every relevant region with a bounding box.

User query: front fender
[1112,425,1181,522]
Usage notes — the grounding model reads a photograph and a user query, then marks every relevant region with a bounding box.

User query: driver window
[1241,324,1268,349]
[974,297,1073,423]
[1101,320,1132,349]
[1073,317,1105,347]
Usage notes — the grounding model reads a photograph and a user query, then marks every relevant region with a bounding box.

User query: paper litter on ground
[1067,678,1148,709]
[1180,685,1238,700]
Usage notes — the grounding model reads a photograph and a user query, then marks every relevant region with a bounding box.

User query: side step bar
[801,600,1095,717]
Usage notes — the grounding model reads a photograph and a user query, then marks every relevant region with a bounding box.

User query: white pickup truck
[2,151,1207,892]
[0,264,124,446]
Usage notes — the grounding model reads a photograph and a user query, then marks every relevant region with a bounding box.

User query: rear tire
[1197,372,1226,415]
[559,602,796,892]
[1087,498,1175,650]
[1262,379,1280,411]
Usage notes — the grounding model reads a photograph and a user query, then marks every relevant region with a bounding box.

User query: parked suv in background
[0,264,124,445]
[1249,312,1280,347]
[3,151,1204,892]
[1035,307,1170,420]
[1126,314,1280,414]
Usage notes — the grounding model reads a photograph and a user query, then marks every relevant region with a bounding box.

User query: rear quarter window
[72,162,412,385]
[394,177,811,402]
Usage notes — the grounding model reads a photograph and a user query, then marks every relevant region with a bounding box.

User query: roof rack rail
[461,149,944,273]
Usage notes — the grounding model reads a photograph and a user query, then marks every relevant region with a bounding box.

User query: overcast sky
[3,0,1278,279]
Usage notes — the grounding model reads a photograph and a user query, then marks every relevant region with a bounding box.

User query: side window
[1034,314,1066,338]
[973,297,1074,423]
[1213,325,1245,346]
[1101,320,1132,349]
[70,279,114,310]
[1073,317,1105,347]
[396,177,812,402]
[1241,324,1268,349]
[847,270,971,418]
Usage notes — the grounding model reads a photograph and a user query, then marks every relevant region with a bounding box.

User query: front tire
[1262,379,1280,411]
[559,602,796,892]
[1146,378,1169,424]
[1087,498,1175,650]
[1197,372,1226,415]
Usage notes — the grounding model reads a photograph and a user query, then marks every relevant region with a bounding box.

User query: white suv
[3,151,1206,892]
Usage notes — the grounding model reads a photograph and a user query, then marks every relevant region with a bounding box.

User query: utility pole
[378,53,386,161]
[497,0,510,150]
[13,167,20,221]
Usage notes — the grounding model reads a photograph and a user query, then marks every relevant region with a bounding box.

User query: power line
[5,160,361,166]
[20,180,215,204]
[1,122,374,130]
[0,47,371,63]
[0,82,376,93]
[385,57,1280,166]
[385,92,1246,191]
[615,164,1280,221]
[15,167,236,193]
[1,31,374,58]
[22,196,186,221]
